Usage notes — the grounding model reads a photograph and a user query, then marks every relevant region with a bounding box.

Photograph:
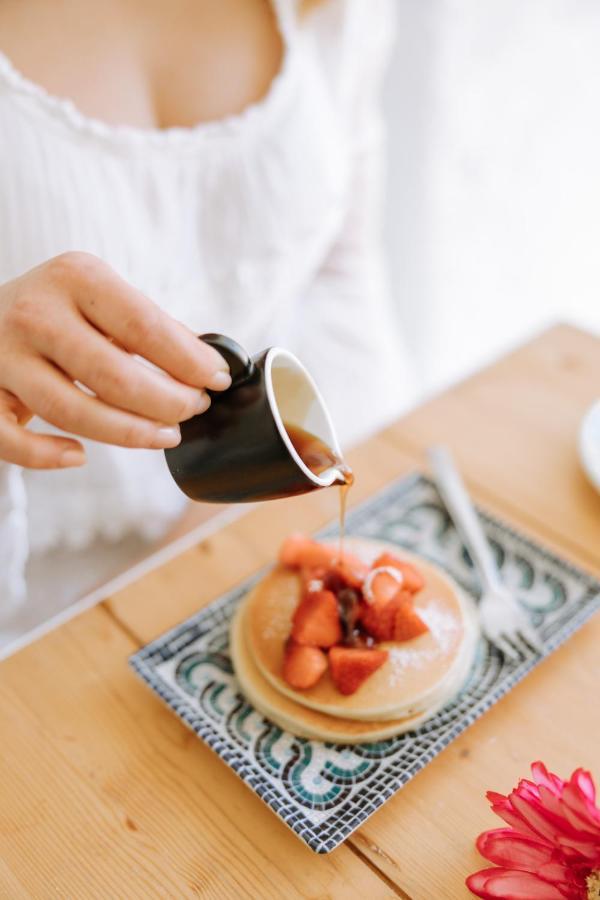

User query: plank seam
[99,602,144,650]
[346,839,413,899]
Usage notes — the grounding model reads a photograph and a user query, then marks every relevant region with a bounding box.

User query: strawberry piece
[372,552,426,594]
[279,535,368,588]
[300,565,327,593]
[359,590,412,641]
[283,642,328,690]
[363,567,404,606]
[329,646,388,695]
[279,534,338,570]
[393,601,429,642]
[331,554,369,589]
[291,590,342,647]
[359,598,395,642]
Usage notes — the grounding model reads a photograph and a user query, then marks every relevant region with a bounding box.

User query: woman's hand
[0,252,231,468]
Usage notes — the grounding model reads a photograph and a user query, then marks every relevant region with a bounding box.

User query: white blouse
[0,0,414,637]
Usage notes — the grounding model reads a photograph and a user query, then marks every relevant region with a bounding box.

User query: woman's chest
[0,0,284,130]
[0,36,351,317]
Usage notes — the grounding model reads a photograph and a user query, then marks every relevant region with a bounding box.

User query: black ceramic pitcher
[165,334,346,503]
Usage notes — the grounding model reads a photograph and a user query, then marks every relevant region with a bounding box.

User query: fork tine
[516,626,544,655]
[503,634,524,662]
[493,634,520,663]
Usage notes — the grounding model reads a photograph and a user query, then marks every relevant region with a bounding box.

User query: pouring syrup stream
[283,422,354,556]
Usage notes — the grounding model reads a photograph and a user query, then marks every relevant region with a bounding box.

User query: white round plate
[579,400,600,494]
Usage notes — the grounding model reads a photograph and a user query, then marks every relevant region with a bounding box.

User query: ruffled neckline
[0,1,296,152]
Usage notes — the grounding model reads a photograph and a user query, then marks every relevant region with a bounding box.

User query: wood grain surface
[1,324,598,899]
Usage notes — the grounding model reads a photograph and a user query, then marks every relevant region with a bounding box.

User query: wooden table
[1,324,599,899]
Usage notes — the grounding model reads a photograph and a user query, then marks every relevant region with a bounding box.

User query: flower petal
[538,862,586,888]
[561,782,600,834]
[466,868,573,899]
[517,779,542,803]
[571,769,597,805]
[555,833,600,861]
[510,792,566,844]
[476,828,557,870]
[538,785,569,820]
[532,762,566,796]
[511,791,598,847]
[488,793,543,839]
[560,802,600,838]
[536,785,600,842]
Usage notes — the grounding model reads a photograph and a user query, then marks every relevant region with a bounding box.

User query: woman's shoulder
[297,0,396,73]
[298,0,396,40]
[296,0,396,107]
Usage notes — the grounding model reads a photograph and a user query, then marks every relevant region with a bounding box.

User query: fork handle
[428,445,502,593]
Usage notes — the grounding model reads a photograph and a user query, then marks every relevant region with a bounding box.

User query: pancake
[230,602,477,743]
[244,538,478,721]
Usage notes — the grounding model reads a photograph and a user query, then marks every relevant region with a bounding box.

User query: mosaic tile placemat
[130,473,600,852]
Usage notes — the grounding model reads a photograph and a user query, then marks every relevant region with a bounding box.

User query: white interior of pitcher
[265,348,344,487]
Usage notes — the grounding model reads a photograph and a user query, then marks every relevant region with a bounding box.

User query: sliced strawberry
[279,534,338,570]
[359,597,394,642]
[283,642,328,689]
[363,567,404,606]
[279,535,368,587]
[372,552,426,594]
[393,601,429,642]
[300,565,327,593]
[359,590,412,641]
[329,646,388,695]
[331,554,369,589]
[291,590,342,647]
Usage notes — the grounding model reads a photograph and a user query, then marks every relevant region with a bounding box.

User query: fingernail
[153,426,181,448]
[60,449,86,468]
[193,391,211,414]
[206,371,232,391]
[207,348,230,373]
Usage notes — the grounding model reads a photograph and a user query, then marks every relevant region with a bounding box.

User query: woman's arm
[0,252,232,617]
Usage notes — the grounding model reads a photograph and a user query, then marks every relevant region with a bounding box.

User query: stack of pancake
[230,538,479,743]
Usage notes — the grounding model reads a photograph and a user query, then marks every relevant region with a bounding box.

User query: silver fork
[428,445,543,662]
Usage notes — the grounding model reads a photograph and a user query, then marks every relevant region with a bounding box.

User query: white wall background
[383,0,600,394]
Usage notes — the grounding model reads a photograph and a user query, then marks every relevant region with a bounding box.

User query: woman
[0,0,412,644]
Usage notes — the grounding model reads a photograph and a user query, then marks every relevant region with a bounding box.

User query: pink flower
[466,762,600,899]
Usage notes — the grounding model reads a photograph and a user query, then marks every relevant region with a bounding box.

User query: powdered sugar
[261,605,294,641]
[307,579,324,593]
[419,602,461,653]
[387,599,461,682]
